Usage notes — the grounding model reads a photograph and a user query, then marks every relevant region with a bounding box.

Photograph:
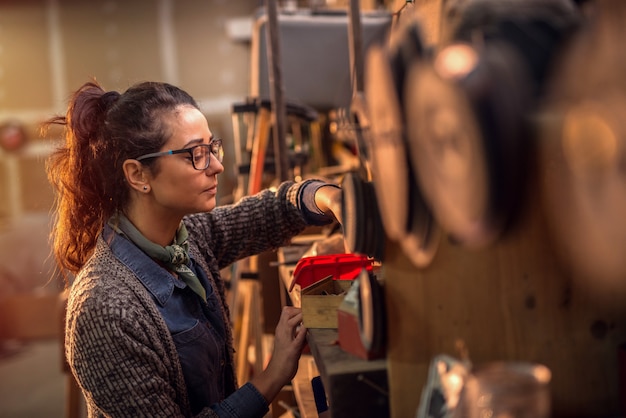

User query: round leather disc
[358,269,374,351]
[341,171,365,256]
[362,178,386,261]
[540,0,626,304]
[365,44,409,242]
[399,171,442,267]
[365,23,439,266]
[341,170,386,261]
[549,98,626,294]
[404,45,492,247]
[358,269,384,354]
[405,39,532,248]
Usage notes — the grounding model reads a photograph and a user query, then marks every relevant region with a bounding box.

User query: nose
[206,153,224,175]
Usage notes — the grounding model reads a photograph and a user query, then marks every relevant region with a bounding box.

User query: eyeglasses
[136,139,224,171]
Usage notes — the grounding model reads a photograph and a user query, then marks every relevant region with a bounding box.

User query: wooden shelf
[306,329,389,418]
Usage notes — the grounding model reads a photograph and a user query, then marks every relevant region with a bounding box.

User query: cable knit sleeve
[185,180,335,270]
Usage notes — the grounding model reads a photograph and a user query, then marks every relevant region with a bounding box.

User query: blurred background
[2,0,626,416]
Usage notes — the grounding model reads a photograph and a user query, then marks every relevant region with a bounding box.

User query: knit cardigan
[65,181,316,417]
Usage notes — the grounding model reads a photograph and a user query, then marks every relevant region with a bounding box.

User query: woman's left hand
[250,306,307,403]
[268,306,308,383]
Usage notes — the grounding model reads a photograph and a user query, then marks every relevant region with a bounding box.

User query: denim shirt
[105,225,268,417]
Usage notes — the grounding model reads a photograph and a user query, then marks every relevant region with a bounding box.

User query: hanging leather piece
[404,0,578,249]
[337,0,387,262]
[540,0,626,309]
[341,170,386,262]
[364,20,441,267]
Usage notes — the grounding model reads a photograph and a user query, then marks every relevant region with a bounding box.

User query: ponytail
[45,81,119,278]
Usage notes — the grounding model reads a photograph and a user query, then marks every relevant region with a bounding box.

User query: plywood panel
[17,154,54,212]
[0,159,11,219]
[173,0,256,99]
[59,0,163,91]
[0,293,62,340]
[385,196,626,417]
[0,0,54,110]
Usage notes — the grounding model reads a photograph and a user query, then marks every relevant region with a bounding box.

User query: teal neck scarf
[109,213,207,301]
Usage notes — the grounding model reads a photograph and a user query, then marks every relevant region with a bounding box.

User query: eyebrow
[182,135,213,148]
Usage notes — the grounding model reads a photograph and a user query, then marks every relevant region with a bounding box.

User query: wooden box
[300,276,353,329]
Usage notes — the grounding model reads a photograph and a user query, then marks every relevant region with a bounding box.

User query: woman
[45,80,343,417]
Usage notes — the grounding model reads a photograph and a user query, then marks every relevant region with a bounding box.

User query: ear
[123,159,150,193]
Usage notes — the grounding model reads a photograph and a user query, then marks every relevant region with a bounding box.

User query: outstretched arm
[314,184,343,225]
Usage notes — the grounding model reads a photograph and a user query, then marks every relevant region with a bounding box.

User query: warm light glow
[562,102,619,177]
[532,364,552,385]
[435,43,479,80]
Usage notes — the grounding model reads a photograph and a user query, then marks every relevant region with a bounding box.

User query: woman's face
[147,105,224,218]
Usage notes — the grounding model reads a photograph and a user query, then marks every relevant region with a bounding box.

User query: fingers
[280,307,302,326]
[281,305,301,318]
[277,307,306,343]
[266,307,309,385]
[293,322,307,345]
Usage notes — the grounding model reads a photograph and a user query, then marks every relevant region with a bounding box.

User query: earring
[143,186,148,191]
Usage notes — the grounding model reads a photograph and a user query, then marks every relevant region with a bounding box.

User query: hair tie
[100,91,121,110]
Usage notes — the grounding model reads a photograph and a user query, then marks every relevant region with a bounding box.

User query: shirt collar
[104,224,185,306]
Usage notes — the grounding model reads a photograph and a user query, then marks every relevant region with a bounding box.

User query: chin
[202,199,218,212]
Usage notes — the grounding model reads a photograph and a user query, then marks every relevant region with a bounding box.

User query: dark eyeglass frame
[135,138,224,171]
